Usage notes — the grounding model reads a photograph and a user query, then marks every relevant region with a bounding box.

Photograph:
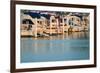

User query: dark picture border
[10,0,97,73]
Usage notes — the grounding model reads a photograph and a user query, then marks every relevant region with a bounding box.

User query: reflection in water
[21,32,89,63]
[67,32,89,39]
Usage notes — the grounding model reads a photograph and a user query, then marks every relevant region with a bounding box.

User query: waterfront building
[20,11,89,37]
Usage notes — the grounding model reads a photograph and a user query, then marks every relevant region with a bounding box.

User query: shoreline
[21,31,89,38]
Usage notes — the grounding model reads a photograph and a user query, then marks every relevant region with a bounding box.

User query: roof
[24,11,50,19]
[71,13,89,20]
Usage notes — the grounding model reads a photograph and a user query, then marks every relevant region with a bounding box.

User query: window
[22,19,34,24]
[52,19,55,23]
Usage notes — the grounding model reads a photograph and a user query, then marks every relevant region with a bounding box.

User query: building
[20,10,89,37]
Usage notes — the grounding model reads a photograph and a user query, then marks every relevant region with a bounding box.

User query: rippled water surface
[21,32,89,63]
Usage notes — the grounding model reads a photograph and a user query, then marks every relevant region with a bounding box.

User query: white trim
[16,4,94,69]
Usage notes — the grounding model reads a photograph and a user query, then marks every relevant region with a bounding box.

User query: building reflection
[29,32,89,55]
[21,31,89,62]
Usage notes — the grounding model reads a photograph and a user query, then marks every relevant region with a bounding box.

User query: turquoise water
[21,32,89,63]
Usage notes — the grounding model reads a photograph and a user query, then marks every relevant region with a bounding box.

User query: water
[21,32,89,63]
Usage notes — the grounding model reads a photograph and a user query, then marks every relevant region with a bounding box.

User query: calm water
[21,32,89,63]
